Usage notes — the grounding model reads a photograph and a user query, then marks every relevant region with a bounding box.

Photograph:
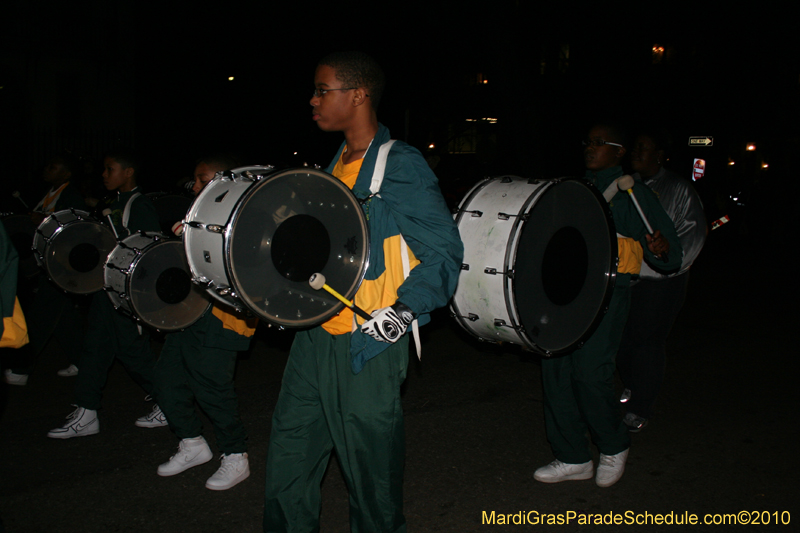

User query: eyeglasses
[313,87,357,98]
[582,139,624,148]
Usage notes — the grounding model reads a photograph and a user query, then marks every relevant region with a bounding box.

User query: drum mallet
[102,208,121,240]
[11,191,29,209]
[308,272,372,320]
[617,175,668,263]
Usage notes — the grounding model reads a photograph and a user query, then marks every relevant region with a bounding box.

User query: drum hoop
[223,167,371,326]
[511,177,618,354]
[502,180,555,350]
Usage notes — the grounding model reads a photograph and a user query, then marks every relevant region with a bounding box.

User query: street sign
[689,136,713,147]
[693,158,706,181]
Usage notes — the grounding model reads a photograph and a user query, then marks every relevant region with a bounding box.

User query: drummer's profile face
[192,163,217,195]
[584,126,625,171]
[310,65,354,132]
[102,157,135,192]
[43,161,70,185]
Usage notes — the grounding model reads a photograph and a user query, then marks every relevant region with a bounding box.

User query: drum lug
[206,225,224,234]
[483,267,515,279]
[451,312,479,322]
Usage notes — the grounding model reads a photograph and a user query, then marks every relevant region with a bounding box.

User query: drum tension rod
[494,318,523,331]
[451,312,479,322]
[484,267,515,279]
[497,212,529,221]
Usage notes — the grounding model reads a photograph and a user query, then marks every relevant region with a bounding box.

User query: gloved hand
[361,302,415,343]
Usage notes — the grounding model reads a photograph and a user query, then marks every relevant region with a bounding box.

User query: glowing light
[228,76,234,81]
[482,79,488,84]
[728,160,735,166]
[293,152,298,155]
[746,143,756,151]
[428,143,435,149]
[762,163,769,168]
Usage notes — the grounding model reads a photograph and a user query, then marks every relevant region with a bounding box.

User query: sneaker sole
[596,467,626,487]
[135,421,169,428]
[205,468,250,491]
[534,470,594,483]
[47,427,99,439]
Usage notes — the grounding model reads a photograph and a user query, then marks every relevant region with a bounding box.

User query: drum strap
[122,192,142,235]
[366,139,423,360]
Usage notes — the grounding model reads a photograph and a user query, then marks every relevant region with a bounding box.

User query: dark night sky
[2,2,797,213]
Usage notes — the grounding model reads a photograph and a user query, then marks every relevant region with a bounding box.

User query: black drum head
[513,179,616,354]
[227,168,369,327]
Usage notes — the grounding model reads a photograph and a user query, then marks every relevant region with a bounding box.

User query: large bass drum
[183,166,369,328]
[104,232,211,331]
[32,209,117,294]
[451,176,617,355]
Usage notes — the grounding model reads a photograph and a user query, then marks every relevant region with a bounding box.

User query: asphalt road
[1,235,797,532]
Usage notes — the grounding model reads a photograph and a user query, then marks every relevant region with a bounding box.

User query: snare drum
[451,176,617,355]
[183,166,369,328]
[104,232,211,331]
[33,209,117,294]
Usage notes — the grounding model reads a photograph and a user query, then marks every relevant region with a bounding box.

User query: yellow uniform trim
[617,236,643,275]
[212,304,257,337]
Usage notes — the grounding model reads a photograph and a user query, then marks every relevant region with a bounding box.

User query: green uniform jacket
[326,124,464,372]
[97,188,160,236]
[587,166,682,285]
[0,220,20,337]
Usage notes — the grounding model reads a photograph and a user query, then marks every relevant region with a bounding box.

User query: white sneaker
[205,453,250,491]
[47,406,99,439]
[4,369,28,386]
[135,404,168,428]
[619,388,631,403]
[533,459,593,483]
[157,437,213,477]
[57,364,79,377]
[596,448,629,487]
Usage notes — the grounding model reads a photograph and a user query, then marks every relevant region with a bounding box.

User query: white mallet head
[617,175,635,191]
[172,221,184,236]
[102,208,112,217]
[308,273,326,290]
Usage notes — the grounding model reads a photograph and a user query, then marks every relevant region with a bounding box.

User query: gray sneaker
[136,404,168,428]
[533,459,593,483]
[157,437,213,476]
[596,448,629,487]
[205,453,250,491]
[623,412,648,433]
[47,406,99,439]
[57,364,79,377]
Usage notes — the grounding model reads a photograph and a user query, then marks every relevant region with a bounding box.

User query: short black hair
[635,128,672,158]
[105,148,138,173]
[318,51,385,109]
[196,153,240,173]
[591,122,630,150]
[48,151,78,175]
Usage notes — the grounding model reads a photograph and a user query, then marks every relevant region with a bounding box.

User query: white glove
[361,302,415,343]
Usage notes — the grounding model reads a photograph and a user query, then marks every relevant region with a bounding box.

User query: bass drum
[451,176,617,355]
[32,209,117,294]
[183,166,369,328]
[104,232,211,331]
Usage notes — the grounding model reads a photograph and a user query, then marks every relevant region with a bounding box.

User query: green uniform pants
[74,294,156,410]
[154,311,247,454]
[541,285,631,464]
[264,327,408,533]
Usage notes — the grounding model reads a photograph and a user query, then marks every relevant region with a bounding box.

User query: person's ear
[352,87,368,107]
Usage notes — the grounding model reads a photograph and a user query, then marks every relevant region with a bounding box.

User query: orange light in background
[482,79,488,84]
[228,76,234,81]
[746,143,756,151]
[762,163,769,169]
[428,144,435,149]
[728,160,735,166]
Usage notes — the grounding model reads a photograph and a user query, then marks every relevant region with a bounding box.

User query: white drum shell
[452,178,552,346]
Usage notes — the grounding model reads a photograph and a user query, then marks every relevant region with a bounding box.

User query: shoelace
[215,455,243,476]
[599,455,617,467]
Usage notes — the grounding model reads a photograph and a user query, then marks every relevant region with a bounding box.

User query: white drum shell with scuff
[452,178,552,347]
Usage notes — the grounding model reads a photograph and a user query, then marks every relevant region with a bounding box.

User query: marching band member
[48,150,161,439]
[263,52,463,532]
[152,156,257,491]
